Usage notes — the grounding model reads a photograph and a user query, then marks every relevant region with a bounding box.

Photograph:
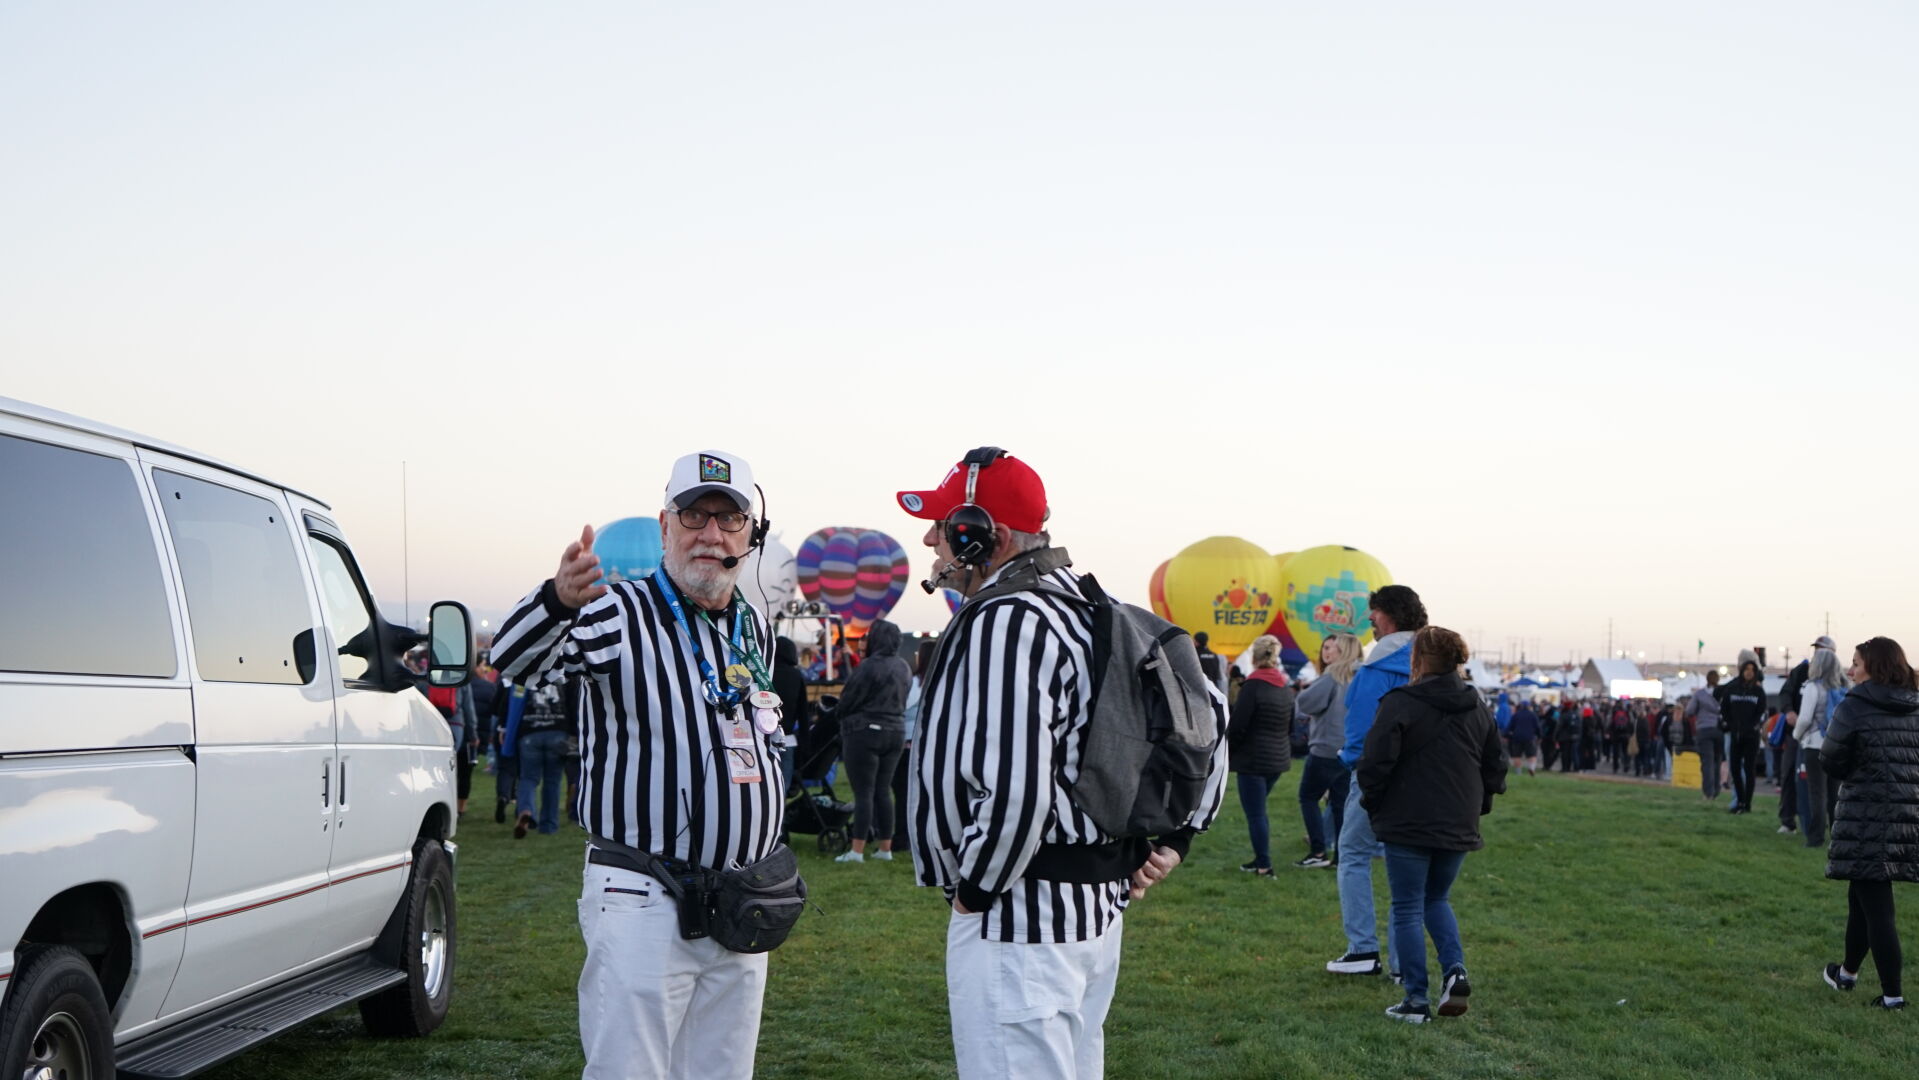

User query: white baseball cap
[666,450,755,511]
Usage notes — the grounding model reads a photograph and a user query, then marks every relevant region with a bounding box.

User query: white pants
[945,909,1123,1080]
[578,852,768,1080]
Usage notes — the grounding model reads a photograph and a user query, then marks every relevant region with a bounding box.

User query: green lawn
[208,769,1919,1080]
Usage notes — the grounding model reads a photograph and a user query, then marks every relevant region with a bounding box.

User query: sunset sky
[5,2,1913,666]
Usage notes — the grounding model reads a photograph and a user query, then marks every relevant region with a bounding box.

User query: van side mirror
[427,601,473,687]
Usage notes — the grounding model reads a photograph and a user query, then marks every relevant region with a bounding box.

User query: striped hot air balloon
[797,526,911,629]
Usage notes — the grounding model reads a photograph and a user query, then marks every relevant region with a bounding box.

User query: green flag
[1697,639,1705,655]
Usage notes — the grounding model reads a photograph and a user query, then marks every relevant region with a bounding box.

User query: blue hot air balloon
[593,517,663,585]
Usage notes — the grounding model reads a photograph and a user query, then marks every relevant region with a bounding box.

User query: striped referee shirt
[910,557,1228,944]
[491,576,784,871]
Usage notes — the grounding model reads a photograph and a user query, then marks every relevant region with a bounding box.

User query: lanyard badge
[653,569,772,709]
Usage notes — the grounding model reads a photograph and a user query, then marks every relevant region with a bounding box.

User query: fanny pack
[588,838,807,954]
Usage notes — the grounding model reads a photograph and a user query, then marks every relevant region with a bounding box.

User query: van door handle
[338,758,348,814]
[321,760,331,807]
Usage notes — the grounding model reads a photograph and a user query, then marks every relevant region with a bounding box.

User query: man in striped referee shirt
[492,450,784,1080]
[898,448,1228,1080]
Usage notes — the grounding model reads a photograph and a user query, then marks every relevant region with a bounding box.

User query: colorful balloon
[593,517,663,586]
[1277,545,1393,660]
[942,589,965,615]
[1261,551,1303,652]
[1148,559,1172,622]
[796,526,911,629]
[1154,536,1282,660]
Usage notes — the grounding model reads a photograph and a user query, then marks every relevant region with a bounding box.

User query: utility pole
[402,460,410,628]
[1607,617,1614,658]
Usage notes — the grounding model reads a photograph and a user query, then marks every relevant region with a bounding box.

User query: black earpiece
[722,484,772,569]
[943,446,1006,568]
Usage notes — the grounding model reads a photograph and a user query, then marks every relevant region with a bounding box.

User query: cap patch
[699,454,731,483]
[901,493,923,512]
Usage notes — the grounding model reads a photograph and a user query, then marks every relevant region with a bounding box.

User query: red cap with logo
[896,449,1048,534]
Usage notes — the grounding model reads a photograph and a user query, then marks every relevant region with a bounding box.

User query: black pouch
[707,843,807,954]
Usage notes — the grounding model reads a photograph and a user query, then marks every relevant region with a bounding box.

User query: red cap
[897,452,1048,534]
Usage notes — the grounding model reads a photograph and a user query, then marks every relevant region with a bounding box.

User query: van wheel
[360,838,456,1037]
[0,944,115,1080]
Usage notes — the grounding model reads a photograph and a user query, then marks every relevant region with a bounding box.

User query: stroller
[784,694,856,855]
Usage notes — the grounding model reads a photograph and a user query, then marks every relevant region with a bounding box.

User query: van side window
[0,433,177,677]
[154,470,310,685]
[306,534,375,684]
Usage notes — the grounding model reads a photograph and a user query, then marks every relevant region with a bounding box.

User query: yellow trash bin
[1671,750,1701,789]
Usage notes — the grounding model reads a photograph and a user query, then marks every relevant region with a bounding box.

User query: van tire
[0,944,116,1080]
[359,838,456,1037]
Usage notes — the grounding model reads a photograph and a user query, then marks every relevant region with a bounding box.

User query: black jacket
[1719,676,1769,736]
[772,637,811,739]
[1822,680,1919,883]
[1227,674,1294,776]
[1357,673,1509,852]
[1779,660,1810,727]
[833,620,911,734]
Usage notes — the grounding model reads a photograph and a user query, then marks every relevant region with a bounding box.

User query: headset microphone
[719,483,772,571]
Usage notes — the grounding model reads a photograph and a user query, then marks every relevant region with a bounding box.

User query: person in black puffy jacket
[1227,635,1294,875]
[1358,627,1508,1024]
[1819,637,1919,1009]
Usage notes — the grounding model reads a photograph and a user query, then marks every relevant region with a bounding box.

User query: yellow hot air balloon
[1156,536,1284,660]
[1277,545,1393,661]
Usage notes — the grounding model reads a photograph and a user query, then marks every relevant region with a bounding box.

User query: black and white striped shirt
[491,576,784,871]
[910,562,1228,944]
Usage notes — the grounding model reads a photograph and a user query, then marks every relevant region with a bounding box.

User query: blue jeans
[1297,754,1349,857]
[516,730,568,835]
[1383,843,1467,1007]
[1236,773,1280,868]
[1337,780,1391,958]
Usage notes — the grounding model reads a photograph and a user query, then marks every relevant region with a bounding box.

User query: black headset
[720,483,771,570]
[944,446,1006,568]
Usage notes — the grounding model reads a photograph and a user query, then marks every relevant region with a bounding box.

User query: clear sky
[4,2,1913,667]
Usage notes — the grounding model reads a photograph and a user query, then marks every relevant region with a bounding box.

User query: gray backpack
[965,551,1221,838]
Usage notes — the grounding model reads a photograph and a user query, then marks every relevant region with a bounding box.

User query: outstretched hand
[555,524,608,609]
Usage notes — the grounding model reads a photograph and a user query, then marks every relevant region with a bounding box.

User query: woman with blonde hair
[1358,627,1508,1023]
[1226,634,1295,876]
[1292,632,1363,868]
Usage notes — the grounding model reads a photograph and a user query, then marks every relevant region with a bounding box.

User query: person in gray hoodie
[833,619,912,863]
[1293,632,1362,868]
[1685,670,1725,801]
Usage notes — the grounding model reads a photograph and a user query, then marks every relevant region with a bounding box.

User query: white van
[0,396,468,1080]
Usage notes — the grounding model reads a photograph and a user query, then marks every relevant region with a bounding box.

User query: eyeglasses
[675,507,751,533]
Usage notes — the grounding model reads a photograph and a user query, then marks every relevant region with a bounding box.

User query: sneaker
[514,812,533,839]
[1294,854,1332,869]
[1384,1000,1431,1024]
[1438,968,1471,1016]
[1868,996,1906,1010]
[1778,825,1796,835]
[1825,964,1858,992]
[494,799,508,825]
[834,849,864,863]
[1327,951,1383,975]
[1391,970,1403,986]
[1239,860,1274,877]
[871,849,894,861]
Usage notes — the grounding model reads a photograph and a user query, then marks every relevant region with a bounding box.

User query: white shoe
[871,849,894,861]
[834,850,864,863]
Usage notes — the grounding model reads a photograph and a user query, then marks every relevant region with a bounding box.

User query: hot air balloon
[1148,559,1172,622]
[942,589,965,615]
[1277,544,1393,660]
[1154,536,1283,661]
[796,527,912,630]
[736,534,798,620]
[593,517,663,585]
[1261,550,1310,671]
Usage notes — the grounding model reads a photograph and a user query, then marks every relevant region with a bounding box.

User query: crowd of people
[410,445,1915,1079]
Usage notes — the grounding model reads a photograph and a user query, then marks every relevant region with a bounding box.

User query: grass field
[206,769,1919,1080]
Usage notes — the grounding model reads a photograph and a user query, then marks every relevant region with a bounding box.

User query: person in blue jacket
[1326,584,1427,977]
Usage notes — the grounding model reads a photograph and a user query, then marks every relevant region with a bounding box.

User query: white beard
[664,547,742,607]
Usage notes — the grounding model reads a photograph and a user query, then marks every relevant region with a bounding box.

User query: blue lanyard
[653,569,747,709]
